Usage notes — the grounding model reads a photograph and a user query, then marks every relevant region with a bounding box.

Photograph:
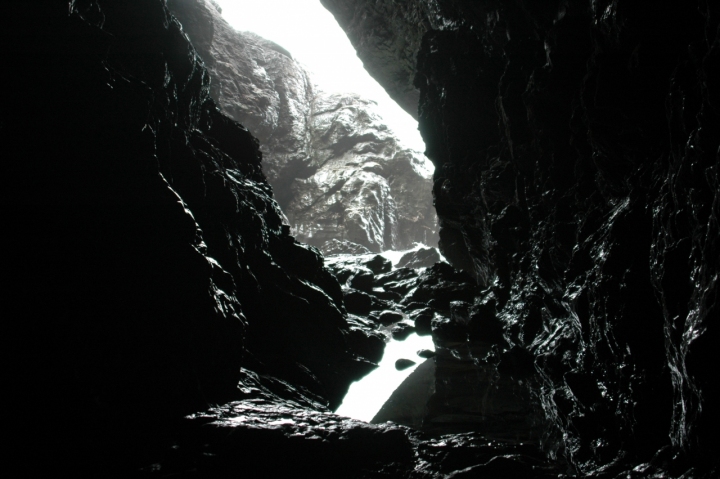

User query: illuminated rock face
[168,0,437,253]
[322,0,719,475]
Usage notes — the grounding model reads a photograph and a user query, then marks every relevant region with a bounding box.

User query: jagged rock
[404,262,479,310]
[6,0,719,477]
[343,289,373,315]
[319,0,433,119]
[168,0,438,253]
[374,267,418,286]
[412,309,434,336]
[397,246,441,269]
[390,322,416,340]
[160,399,417,478]
[320,239,372,256]
[378,310,405,326]
[153,395,561,478]
[324,0,720,475]
[2,1,375,473]
[324,253,392,279]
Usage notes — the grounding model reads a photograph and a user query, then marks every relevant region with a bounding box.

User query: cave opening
[205,0,442,422]
[5,0,718,476]
[212,0,427,154]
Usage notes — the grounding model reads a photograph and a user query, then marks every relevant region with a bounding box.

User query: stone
[376,310,404,326]
[390,322,416,340]
[320,239,372,256]
[397,246,441,269]
[417,349,436,359]
[431,315,467,343]
[395,358,417,371]
[411,308,434,336]
[343,289,373,315]
[403,262,479,309]
[5,0,718,477]
[374,267,418,286]
[319,0,431,119]
[348,269,374,293]
[3,0,377,473]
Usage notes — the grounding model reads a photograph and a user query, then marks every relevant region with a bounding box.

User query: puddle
[335,333,435,422]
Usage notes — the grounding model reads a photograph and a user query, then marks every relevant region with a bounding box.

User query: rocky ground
[144,250,564,478]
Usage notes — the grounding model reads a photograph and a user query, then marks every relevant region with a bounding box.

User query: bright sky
[213,0,428,154]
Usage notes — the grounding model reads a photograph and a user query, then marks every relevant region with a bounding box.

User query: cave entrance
[212,0,427,152]
[211,0,440,422]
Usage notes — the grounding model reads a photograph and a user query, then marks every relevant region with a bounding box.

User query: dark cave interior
[2,1,718,478]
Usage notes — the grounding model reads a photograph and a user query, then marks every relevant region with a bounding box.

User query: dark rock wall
[167,0,437,253]
[4,0,717,476]
[319,0,434,120]
[322,0,720,474]
[3,0,376,473]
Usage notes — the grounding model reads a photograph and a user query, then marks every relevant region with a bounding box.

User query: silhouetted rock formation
[3,0,375,474]
[5,0,719,477]
[322,0,720,476]
[168,0,437,253]
[372,358,435,428]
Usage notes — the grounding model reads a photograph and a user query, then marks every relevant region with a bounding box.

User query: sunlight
[335,333,435,422]
[212,0,429,157]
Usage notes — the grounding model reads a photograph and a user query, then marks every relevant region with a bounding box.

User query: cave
[3,1,718,478]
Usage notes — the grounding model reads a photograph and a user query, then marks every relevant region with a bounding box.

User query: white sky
[213,0,428,154]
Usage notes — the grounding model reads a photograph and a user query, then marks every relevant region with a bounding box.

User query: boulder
[397,246,441,269]
[395,358,417,371]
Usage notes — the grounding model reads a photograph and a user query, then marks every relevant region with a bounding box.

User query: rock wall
[5,0,718,477]
[321,0,719,475]
[168,0,437,252]
[2,0,377,474]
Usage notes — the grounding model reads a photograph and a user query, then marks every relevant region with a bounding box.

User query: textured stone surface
[2,0,375,474]
[6,0,719,477]
[398,246,442,269]
[323,0,720,476]
[168,0,437,253]
[319,0,435,119]
[149,393,560,479]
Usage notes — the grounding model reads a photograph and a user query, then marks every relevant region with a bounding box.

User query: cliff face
[322,0,719,475]
[167,0,437,252]
[3,0,378,473]
[5,0,718,477]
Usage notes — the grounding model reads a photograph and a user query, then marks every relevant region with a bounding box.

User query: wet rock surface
[323,0,720,476]
[398,246,442,269]
[168,0,437,253]
[320,251,541,443]
[147,387,561,479]
[4,1,374,474]
[6,0,718,477]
